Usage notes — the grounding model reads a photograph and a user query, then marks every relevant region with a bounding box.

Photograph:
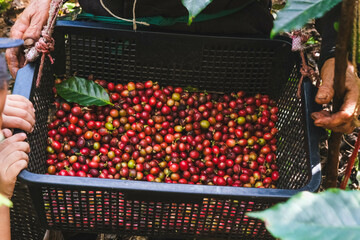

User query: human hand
[5,0,51,78]
[2,95,35,133]
[311,58,359,133]
[0,132,29,199]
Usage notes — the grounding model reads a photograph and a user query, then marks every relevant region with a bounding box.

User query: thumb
[316,58,335,104]
[316,82,334,105]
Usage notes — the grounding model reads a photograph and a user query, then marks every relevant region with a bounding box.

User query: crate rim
[19,169,316,201]
[14,21,322,204]
[55,20,293,47]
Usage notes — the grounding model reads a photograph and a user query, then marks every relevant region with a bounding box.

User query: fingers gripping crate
[13,21,323,239]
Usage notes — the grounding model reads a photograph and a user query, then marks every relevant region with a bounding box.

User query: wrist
[319,47,335,71]
[0,191,11,200]
[0,205,11,240]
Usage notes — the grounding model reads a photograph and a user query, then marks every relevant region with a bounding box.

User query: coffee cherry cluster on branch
[46,79,280,188]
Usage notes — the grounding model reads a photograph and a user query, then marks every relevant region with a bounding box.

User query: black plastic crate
[12,21,323,240]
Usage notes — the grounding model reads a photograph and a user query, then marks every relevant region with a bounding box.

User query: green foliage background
[0,0,11,14]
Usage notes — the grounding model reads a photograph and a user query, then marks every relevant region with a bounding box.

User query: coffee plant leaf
[56,76,113,106]
[247,189,360,240]
[181,0,213,25]
[271,0,342,38]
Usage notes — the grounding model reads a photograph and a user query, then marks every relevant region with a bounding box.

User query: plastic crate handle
[12,62,37,98]
[11,62,37,135]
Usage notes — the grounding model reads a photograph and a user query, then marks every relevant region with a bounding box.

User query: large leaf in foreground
[181,0,212,25]
[56,76,112,106]
[247,189,360,240]
[271,0,342,38]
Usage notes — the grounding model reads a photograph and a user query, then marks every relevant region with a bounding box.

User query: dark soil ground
[0,0,28,37]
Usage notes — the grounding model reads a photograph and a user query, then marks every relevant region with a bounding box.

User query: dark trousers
[78,0,273,36]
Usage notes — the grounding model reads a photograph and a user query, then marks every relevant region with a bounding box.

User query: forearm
[0,206,11,240]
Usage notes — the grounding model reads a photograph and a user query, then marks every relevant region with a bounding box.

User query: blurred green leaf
[326,129,332,137]
[247,189,360,240]
[181,0,213,25]
[63,2,76,11]
[0,0,11,14]
[271,0,342,38]
[306,37,318,45]
[0,194,12,207]
[272,3,287,11]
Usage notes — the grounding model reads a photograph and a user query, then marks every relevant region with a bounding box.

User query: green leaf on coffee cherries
[247,189,360,240]
[0,194,12,207]
[56,76,113,106]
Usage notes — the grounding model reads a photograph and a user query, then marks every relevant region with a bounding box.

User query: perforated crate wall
[13,21,322,240]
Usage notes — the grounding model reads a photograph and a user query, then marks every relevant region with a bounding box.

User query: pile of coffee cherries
[46,79,280,188]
